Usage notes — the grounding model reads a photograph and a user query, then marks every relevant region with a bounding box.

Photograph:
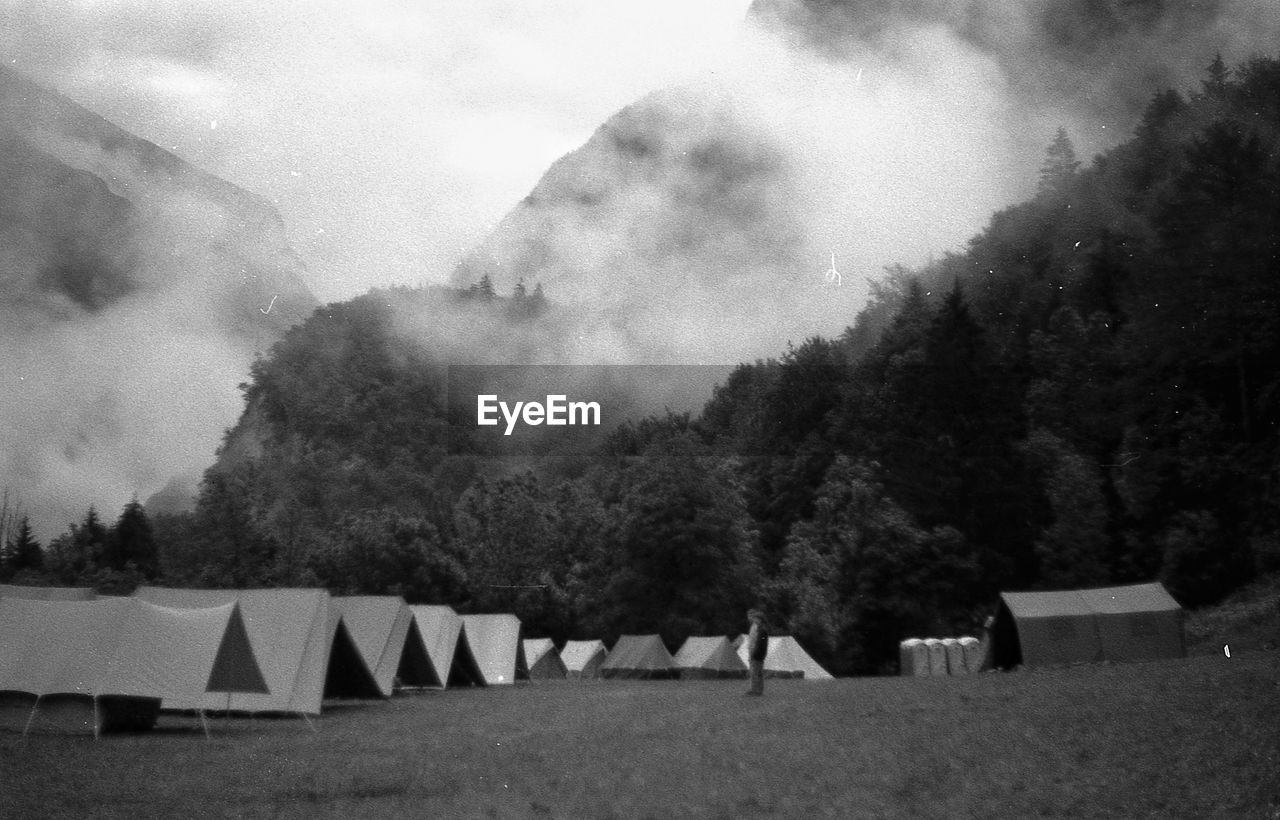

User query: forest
[5,56,1278,675]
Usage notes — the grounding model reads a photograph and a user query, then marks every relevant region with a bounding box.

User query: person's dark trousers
[748,659,764,695]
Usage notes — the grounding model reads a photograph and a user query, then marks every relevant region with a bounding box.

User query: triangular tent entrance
[408,605,485,688]
[675,636,748,679]
[460,614,529,685]
[600,635,676,679]
[134,587,360,715]
[735,635,833,680]
[523,638,567,680]
[331,596,435,696]
[560,640,608,680]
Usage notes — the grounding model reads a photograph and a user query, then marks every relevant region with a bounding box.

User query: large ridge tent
[560,640,607,680]
[735,635,834,680]
[989,582,1185,669]
[134,586,377,714]
[407,605,485,688]
[523,638,568,680]
[0,597,266,734]
[0,584,96,601]
[674,636,748,679]
[332,596,436,696]
[600,635,676,679]
[460,614,529,685]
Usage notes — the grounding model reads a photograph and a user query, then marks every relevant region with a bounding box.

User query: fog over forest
[2,0,1278,542]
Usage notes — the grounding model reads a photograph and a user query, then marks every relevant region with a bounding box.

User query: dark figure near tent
[745,609,769,696]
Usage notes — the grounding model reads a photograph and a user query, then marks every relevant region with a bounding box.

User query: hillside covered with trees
[11,55,1279,675]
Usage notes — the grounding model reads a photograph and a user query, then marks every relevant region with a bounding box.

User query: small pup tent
[0,597,266,734]
[134,586,376,714]
[460,614,529,685]
[0,584,96,601]
[600,635,677,679]
[989,582,1185,669]
[560,640,608,679]
[407,605,485,688]
[523,638,568,680]
[735,635,833,680]
[674,636,748,679]
[332,596,436,696]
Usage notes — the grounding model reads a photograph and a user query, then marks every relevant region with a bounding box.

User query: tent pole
[199,709,211,742]
[301,712,317,734]
[22,695,40,739]
[93,695,100,741]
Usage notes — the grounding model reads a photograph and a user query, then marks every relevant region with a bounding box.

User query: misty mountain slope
[0,132,135,318]
[0,66,318,535]
[453,85,871,363]
[450,1,1278,366]
[0,64,315,338]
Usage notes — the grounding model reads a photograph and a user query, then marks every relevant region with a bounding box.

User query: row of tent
[898,637,982,676]
[547,633,832,681]
[0,584,831,734]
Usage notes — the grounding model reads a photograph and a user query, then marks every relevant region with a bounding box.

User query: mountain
[0,66,317,535]
[452,0,1278,367]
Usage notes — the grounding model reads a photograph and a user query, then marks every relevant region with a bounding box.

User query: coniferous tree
[1201,53,1230,98]
[1038,127,1081,197]
[108,498,159,578]
[8,516,44,575]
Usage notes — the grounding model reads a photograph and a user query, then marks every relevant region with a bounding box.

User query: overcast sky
[2,0,754,303]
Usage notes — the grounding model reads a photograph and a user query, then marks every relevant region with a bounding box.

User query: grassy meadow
[1,650,1278,819]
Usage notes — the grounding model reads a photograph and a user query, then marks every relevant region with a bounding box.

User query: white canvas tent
[0,584,96,601]
[990,582,1185,669]
[674,636,748,679]
[560,640,607,680]
[407,605,485,688]
[460,614,529,685]
[735,635,833,680]
[134,586,372,715]
[522,638,567,680]
[332,596,435,696]
[600,635,677,679]
[0,596,266,734]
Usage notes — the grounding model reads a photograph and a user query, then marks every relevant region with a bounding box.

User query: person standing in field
[745,608,769,696]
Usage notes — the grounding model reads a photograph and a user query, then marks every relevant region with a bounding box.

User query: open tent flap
[331,596,417,697]
[395,616,438,688]
[407,605,459,687]
[323,607,384,699]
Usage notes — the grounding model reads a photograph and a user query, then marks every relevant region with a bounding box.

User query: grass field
[2,650,1278,819]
